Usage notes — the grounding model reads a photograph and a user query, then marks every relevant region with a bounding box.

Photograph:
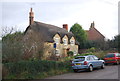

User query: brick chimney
[63,24,68,31]
[90,21,95,28]
[29,8,34,25]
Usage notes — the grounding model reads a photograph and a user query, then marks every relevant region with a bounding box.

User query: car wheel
[101,63,105,69]
[73,69,78,72]
[88,65,93,72]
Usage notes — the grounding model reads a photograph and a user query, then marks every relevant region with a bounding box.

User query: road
[46,65,119,79]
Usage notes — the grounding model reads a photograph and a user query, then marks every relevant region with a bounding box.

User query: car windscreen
[75,57,85,61]
[116,53,120,57]
[105,54,115,58]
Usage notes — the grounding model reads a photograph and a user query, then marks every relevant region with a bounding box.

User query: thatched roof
[25,21,79,45]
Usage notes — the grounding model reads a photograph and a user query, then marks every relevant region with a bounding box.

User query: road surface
[46,65,119,79]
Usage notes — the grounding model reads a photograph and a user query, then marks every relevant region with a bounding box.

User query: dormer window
[62,35,68,45]
[63,39,68,45]
[70,40,75,45]
[53,34,61,44]
[55,38,60,44]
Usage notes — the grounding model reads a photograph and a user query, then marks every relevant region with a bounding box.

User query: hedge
[3,60,72,79]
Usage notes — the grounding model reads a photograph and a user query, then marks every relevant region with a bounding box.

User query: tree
[103,34,120,52]
[2,30,46,62]
[109,34,120,52]
[70,23,87,49]
[2,32,24,63]
[118,35,120,52]
[1,26,17,38]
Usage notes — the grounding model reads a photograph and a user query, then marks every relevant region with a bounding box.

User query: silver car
[72,55,105,72]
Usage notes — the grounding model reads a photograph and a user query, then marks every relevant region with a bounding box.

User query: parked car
[104,53,120,65]
[71,55,105,72]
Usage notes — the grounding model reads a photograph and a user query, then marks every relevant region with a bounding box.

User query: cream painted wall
[44,34,78,58]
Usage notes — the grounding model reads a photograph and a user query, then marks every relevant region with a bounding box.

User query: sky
[0,0,119,39]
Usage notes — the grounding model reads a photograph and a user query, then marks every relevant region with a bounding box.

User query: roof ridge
[34,21,62,29]
[92,27,105,38]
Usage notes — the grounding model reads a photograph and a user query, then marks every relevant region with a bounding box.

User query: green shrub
[3,60,72,79]
[76,53,93,57]
[75,51,107,60]
[67,51,74,56]
[86,47,96,52]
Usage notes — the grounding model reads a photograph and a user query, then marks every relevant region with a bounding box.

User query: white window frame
[55,38,60,44]
[63,39,67,45]
[55,49,60,54]
[55,49,60,56]
[70,40,75,45]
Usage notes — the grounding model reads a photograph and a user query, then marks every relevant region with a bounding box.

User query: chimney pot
[63,24,68,31]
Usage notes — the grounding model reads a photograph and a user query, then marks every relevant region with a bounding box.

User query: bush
[2,32,24,63]
[67,51,74,56]
[3,60,72,79]
[75,51,107,60]
[86,47,96,52]
[76,53,93,56]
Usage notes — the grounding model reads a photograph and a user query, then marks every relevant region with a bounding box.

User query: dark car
[72,55,105,72]
[104,53,120,65]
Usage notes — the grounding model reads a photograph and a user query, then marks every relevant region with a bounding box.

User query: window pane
[90,56,94,60]
[75,57,85,61]
[55,38,59,44]
[105,54,115,58]
[116,53,120,57]
[71,40,75,45]
[63,39,67,45]
[87,57,90,61]
[92,56,98,60]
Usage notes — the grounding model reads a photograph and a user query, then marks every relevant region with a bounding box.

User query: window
[74,51,77,55]
[55,49,60,56]
[63,39,67,45]
[55,38,60,44]
[92,56,99,60]
[89,56,94,61]
[105,54,115,58]
[70,40,75,45]
[55,49,59,54]
[87,57,90,61]
[116,53,120,57]
[75,57,85,61]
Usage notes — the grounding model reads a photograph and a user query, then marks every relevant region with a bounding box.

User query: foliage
[3,60,72,79]
[76,53,93,57]
[111,35,119,48]
[85,34,120,51]
[60,56,75,62]
[2,32,24,63]
[70,23,87,49]
[106,34,120,52]
[86,47,96,52]
[67,51,74,56]
[75,51,108,60]
[2,28,46,63]
[84,40,106,50]
[93,51,108,60]
[118,35,120,52]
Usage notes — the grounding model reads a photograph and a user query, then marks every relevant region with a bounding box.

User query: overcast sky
[0,0,119,39]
